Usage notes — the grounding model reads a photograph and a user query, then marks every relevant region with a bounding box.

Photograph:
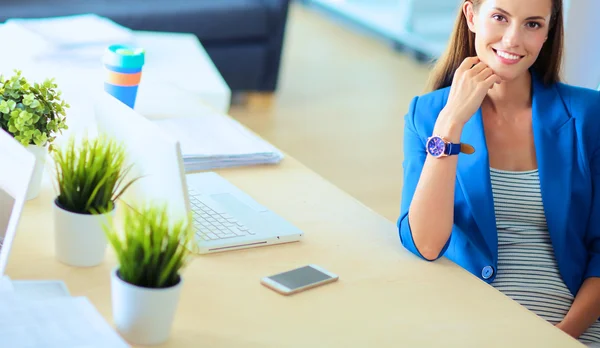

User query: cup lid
[103,44,145,69]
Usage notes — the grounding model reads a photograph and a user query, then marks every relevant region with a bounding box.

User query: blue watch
[426,135,475,158]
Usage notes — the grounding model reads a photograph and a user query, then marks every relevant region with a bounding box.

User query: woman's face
[464,0,553,82]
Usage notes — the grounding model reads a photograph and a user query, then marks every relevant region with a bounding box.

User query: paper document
[0,294,130,348]
[152,112,284,172]
[0,275,14,292]
[11,280,71,301]
[4,14,135,65]
[6,13,134,48]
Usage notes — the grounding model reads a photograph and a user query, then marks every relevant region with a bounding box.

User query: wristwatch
[426,135,475,158]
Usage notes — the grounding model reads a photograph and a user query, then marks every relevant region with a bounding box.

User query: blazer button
[482,266,494,280]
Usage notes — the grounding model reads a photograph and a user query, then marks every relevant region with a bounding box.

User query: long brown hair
[426,0,564,92]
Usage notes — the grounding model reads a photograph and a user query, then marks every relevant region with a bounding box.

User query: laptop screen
[0,129,36,276]
[0,188,16,249]
[93,91,191,222]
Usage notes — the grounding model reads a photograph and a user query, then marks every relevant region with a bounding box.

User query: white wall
[562,0,600,90]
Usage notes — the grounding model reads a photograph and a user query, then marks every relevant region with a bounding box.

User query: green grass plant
[105,204,194,289]
[52,134,137,214]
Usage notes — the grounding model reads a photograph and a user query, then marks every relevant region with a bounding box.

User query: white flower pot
[53,199,114,267]
[25,145,47,200]
[111,268,183,345]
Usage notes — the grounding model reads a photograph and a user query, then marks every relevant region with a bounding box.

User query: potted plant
[0,69,69,200]
[104,204,194,345]
[51,134,137,267]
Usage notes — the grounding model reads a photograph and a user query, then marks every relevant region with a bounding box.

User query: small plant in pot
[104,204,194,346]
[51,134,137,267]
[0,69,69,200]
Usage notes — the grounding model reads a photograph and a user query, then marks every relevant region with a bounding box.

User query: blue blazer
[397,71,600,297]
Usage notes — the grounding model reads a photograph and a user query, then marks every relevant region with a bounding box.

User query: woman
[397,0,600,345]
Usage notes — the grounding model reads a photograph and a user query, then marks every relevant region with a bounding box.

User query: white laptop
[0,129,36,275]
[93,91,303,254]
[0,129,73,297]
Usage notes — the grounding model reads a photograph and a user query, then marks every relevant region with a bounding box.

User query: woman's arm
[401,109,464,261]
[557,130,600,338]
[557,278,600,338]
[398,58,500,261]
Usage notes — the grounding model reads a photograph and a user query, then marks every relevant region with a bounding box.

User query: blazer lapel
[530,73,573,252]
[456,107,498,259]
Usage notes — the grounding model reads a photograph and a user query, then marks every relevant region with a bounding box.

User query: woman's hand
[440,57,502,126]
[555,321,579,339]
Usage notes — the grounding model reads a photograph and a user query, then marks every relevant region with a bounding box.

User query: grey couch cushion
[0,0,271,41]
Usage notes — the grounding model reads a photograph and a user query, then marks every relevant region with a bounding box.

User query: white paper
[0,295,130,347]
[11,280,71,301]
[0,275,14,292]
[153,115,274,156]
[152,113,284,172]
[4,14,136,66]
[6,14,134,48]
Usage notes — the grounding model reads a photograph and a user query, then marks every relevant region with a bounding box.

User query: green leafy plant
[0,69,69,150]
[51,134,138,215]
[104,204,194,289]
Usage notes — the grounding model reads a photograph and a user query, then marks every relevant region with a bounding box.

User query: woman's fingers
[468,62,489,76]
[457,56,481,73]
[484,74,502,88]
[477,67,495,81]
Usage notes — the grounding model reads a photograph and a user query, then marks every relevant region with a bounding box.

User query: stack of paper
[0,276,130,347]
[0,295,130,347]
[152,112,284,172]
[4,13,135,65]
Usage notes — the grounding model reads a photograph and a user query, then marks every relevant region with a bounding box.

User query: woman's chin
[476,55,530,83]
[487,65,524,83]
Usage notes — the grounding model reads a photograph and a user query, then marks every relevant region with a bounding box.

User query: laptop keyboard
[188,190,255,241]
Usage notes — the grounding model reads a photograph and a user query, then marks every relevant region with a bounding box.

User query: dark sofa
[0,0,291,94]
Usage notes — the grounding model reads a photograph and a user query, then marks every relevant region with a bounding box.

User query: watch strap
[446,143,462,156]
[460,143,476,155]
[427,135,476,157]
[444,142,475,156]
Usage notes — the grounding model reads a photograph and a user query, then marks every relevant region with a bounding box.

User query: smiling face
[464,0,553,82]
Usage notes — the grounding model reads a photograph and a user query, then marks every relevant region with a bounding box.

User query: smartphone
[261,264,339,295]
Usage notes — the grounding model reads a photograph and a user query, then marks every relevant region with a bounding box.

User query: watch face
[427,136,446,157]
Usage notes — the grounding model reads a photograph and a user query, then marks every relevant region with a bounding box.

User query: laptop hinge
[208,241,268,251]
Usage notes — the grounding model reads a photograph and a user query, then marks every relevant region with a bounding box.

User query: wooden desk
[9,155,583,347]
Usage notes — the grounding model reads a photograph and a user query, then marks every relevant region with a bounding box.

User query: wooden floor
[229,2,431,222]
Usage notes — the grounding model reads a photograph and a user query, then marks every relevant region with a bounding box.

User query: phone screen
[268,265,333,290]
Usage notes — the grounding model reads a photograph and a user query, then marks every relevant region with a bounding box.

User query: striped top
[489,168,600,344]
